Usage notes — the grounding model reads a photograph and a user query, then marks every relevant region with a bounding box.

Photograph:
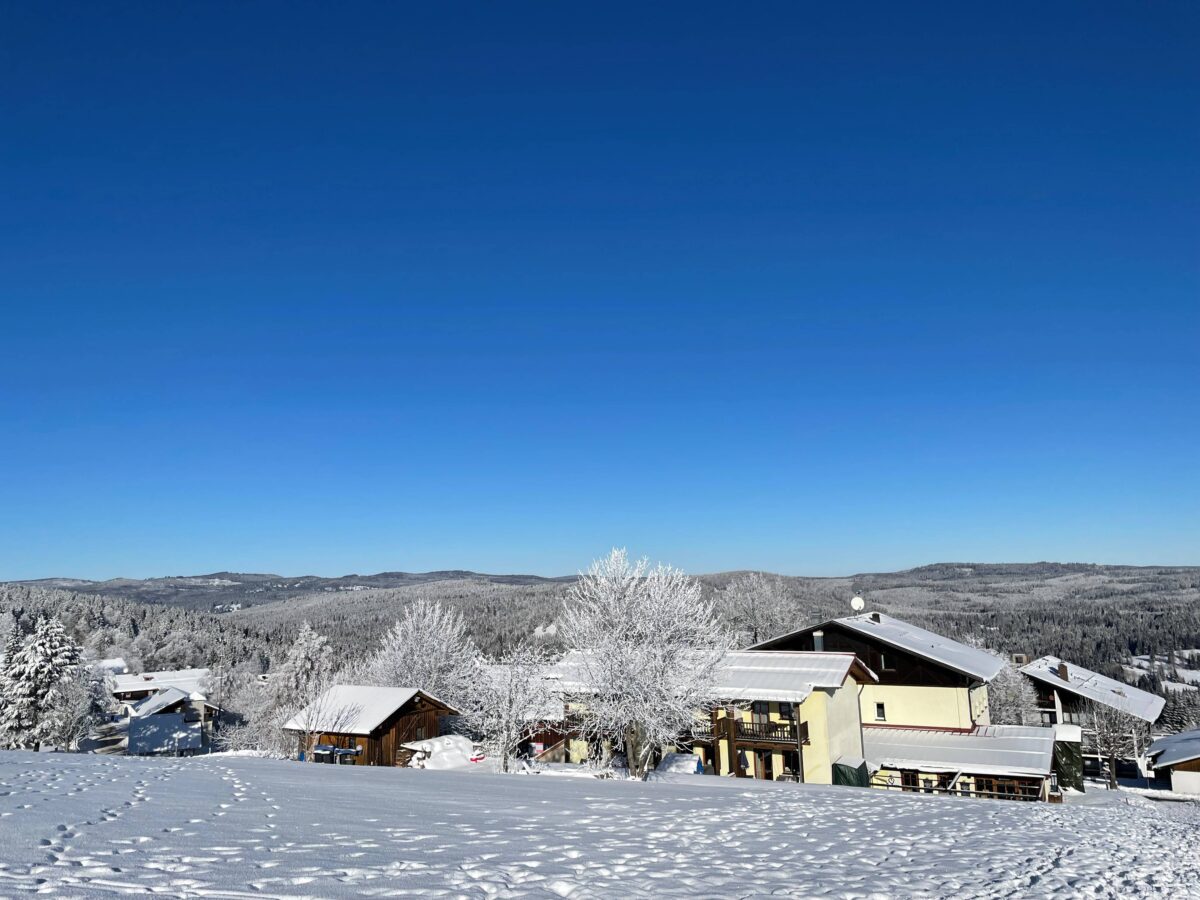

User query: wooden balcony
[689,719,808,745]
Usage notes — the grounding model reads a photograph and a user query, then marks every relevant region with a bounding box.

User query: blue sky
[2,3,1197,579]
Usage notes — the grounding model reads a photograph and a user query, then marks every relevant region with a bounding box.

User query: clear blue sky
[2,3,1197,580]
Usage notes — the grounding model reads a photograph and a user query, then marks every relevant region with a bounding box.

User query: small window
[778,702,794,720]
[875,702,887,721]
[879,653,896,672]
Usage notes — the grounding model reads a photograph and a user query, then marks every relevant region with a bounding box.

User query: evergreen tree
[0,616,82,750]
[0,616,26,747]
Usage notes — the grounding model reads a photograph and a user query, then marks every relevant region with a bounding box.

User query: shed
[1148,729,1200,795]
[283,685,460,767]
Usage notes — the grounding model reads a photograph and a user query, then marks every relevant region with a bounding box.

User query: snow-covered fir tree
[560,548,734,779]
[0,615,26,747]
[0,615,83,750]
[359,600,480,708]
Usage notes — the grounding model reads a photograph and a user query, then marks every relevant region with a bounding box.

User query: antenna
[850,595,865,612]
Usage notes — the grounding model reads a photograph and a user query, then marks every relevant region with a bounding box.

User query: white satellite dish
[850,595,865,612]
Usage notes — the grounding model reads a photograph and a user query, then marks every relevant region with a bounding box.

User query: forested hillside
[5,564,1199,695]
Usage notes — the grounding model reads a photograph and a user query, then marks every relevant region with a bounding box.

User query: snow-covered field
[1,752,1198,898]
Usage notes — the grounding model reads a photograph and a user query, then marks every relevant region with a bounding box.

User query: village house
[545,649,877,784]
[283,685,459,766]
[108,668,211,705]
[126,686,220,756]
[863,724,1057,801]
[1148,729,1200,796]
[1018,655,1165,728]
[749,611,1005,731]
[693,651,877,783]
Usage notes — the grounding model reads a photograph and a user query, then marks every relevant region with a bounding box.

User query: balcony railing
[688,720,808,745]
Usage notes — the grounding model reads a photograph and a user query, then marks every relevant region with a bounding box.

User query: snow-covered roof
[863,725,1055,778]
[1019,656,1165,723]
[751,613,1005,682]
[109,668,210,698]
[1148,729,1200,769]
[712,652,877,702]
[96,657,129,674]
[838,613,1005,682]
[282,685,458,735]
[131,686,191,718]
[547,650,875,703]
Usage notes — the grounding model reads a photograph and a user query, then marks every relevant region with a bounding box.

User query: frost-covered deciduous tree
[464,646,556,773]
[986,662,1041,726]
[560,549,734,779]
[0,616,82,750]
[1085,701,1145,789]
[723,572,793,646]
[221,621,336,757]
[359,600,480,709]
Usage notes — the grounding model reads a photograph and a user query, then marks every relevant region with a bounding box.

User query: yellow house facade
[750,611,1005,732]
[549,650,877,784]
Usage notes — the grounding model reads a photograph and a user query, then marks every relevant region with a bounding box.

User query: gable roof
[1019,656,1165,723]
[109,668,210,698]
[751,613,1005,682]
[282,685,457,736]
[1148,729,1200,769]
[547,649,875,703]
[130,686,191,718]
[712,651,877,702]
[863,725,1055,778]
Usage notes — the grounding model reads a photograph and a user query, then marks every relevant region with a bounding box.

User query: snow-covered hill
[0,752,1198,898]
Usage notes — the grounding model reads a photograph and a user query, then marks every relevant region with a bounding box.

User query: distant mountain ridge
[9,561,1195,613]
[9,570,575,610]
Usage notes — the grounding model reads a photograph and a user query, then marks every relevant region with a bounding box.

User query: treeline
[0,584,278,675]
[5,564,1200,711]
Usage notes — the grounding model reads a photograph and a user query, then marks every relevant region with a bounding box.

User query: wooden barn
[283,685,459,767]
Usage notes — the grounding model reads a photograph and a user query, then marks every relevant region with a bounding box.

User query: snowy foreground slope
[0,752,1198,899]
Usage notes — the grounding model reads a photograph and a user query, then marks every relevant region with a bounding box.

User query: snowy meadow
[0,751,1198,898]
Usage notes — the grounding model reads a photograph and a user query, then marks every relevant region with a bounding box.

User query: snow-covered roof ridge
[130,686,191,718]
[1019,656,1165,723]
[713,651,877,702]
[748,613,1005,682]
[863,724,1056,778]
[282,684,459,736]
[836,612,1005,682]
[548,649,875,703]
[109,667,211,697]
[1148,729,1200,769]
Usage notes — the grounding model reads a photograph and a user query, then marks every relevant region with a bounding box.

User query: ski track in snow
[0,752,1197,898]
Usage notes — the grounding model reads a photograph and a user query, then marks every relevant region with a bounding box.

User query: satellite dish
[850,596,865,612]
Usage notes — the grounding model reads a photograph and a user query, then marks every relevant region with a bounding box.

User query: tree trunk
[1108,753,1119,789]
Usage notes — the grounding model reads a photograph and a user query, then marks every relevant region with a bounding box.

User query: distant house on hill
[283,685,460,767]
[1018,656,1165,727]
[1148,729,1200,795]
[749,612,1005,731]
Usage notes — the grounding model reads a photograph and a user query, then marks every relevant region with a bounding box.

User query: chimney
[870,612,881,624]
[1057,661,1069,681]
[813,630,824,652]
